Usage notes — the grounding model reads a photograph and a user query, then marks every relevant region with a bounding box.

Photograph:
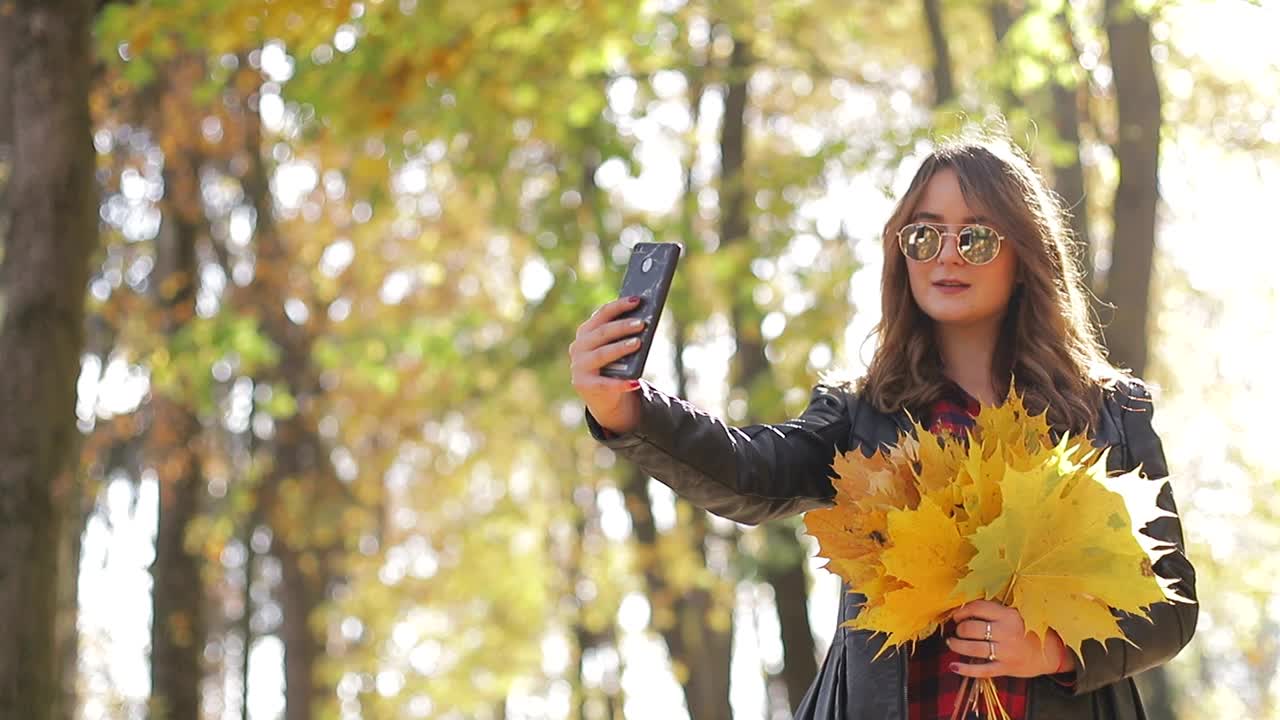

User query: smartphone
[600,241,682,380]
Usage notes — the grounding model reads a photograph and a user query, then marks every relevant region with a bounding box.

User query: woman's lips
[933,281,970,294]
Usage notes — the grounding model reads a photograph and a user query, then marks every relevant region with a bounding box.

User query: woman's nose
[935,233,964,265]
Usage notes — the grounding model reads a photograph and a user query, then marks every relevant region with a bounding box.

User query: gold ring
[984,622,992,641]
[987,640,996,662]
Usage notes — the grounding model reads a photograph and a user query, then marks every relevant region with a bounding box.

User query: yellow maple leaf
[806,444,922,582]
[908,417,965,497]
[975,380,1053,460]
[956,436,1004,534]
[848,496,977,656]
[953,435,1185,664]
[830,446,918,509]
[806,506,887,589]
[807,462,892,583]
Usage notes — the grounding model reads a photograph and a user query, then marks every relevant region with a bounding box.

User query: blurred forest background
[1,0,1277,719]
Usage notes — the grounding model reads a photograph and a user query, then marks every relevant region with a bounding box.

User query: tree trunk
[989,0,1015,42]
[608,29,741,719]
[148,400,206,720]
[988,2,1096,296]
[1101,0,1161,377]
[613,255,735,719]
[986,1,1028,128]
[567,142,624,720]
[762,526,818,711]
[923,0,955,105]
[148,141,208,720]
[0,2,11,248]
[55,435,88,720]
[1103,1,1175,713]
[709,31,819,712]
[1049,6,1094,294]
[617,320,732,719]
[663,29,757,720]
[568,455,616,719]
[567,492,620,717]
[0,2,96,719]
[238,73,338,720]
[277,544,323,720]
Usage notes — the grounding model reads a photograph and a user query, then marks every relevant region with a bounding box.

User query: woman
[567,134,1197,719]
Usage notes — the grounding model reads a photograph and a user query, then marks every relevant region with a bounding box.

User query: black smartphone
[601,241,682,380]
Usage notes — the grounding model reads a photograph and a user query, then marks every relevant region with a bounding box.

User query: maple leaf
[830,446,918,508]
[976,379,1053,460]
[805,442,930,634]
[953,435,1185,664]
[805,447,913,592]
[907,416,965,498]
[955,436,1004,534]
[805,505,887,590]
[848,496,977,657]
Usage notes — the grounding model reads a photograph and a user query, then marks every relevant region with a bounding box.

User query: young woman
[567,135,1197,719]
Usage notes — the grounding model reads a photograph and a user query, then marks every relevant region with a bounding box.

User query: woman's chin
[921,304,997,328]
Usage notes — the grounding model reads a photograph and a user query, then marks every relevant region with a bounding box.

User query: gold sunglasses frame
[896,222,1005,266]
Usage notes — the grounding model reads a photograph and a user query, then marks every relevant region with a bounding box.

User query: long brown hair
[822,132,1124,435]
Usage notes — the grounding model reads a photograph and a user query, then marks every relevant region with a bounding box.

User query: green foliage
[147,313,280,415]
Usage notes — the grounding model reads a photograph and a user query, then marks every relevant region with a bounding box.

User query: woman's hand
[946,600,1076,679]
[569,296,649,435]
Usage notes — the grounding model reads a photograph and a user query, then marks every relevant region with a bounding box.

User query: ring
[987,640,997,662]
[984,622,992,641]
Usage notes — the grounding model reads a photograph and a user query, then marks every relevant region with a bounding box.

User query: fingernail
[949,663,960,673]
[626,295,640,303]
[627,380,641,389]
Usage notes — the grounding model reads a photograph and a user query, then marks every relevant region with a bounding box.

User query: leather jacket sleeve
[583,380,851,525]
[1066,380,1199,696]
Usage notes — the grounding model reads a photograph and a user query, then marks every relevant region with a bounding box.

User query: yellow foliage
[804,382,1191,673]
[954,435,1182,663]
[850,496,976,656]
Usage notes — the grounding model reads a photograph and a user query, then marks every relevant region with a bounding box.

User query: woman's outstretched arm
[569,297,854,525]
[585,380,855,526]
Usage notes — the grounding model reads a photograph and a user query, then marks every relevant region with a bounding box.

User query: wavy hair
[822,132,1125,435]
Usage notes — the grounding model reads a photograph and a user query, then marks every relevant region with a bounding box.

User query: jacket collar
[858,384,1129,456]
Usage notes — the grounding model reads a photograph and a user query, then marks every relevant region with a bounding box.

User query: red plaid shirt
[908,382,1029,720]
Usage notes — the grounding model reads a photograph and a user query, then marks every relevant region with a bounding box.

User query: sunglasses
[896,222,1004,265]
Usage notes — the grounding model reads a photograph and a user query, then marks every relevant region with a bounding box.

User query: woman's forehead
[912,169,994,221]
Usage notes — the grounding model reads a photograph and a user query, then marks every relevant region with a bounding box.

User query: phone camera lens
[642,257,654,272]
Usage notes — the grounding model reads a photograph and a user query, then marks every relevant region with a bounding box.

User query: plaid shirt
[908,381,1029,720]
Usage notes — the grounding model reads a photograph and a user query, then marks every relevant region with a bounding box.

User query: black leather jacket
[585,378,1197,720]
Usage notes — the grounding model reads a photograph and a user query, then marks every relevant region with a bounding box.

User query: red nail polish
[949,663,960,673]
[627,380,641,389]
[627,295,641,303]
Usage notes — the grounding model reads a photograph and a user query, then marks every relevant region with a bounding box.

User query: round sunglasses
[896,222,1004,265]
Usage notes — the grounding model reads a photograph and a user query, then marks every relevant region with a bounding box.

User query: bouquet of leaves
[802,386,1191,719]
